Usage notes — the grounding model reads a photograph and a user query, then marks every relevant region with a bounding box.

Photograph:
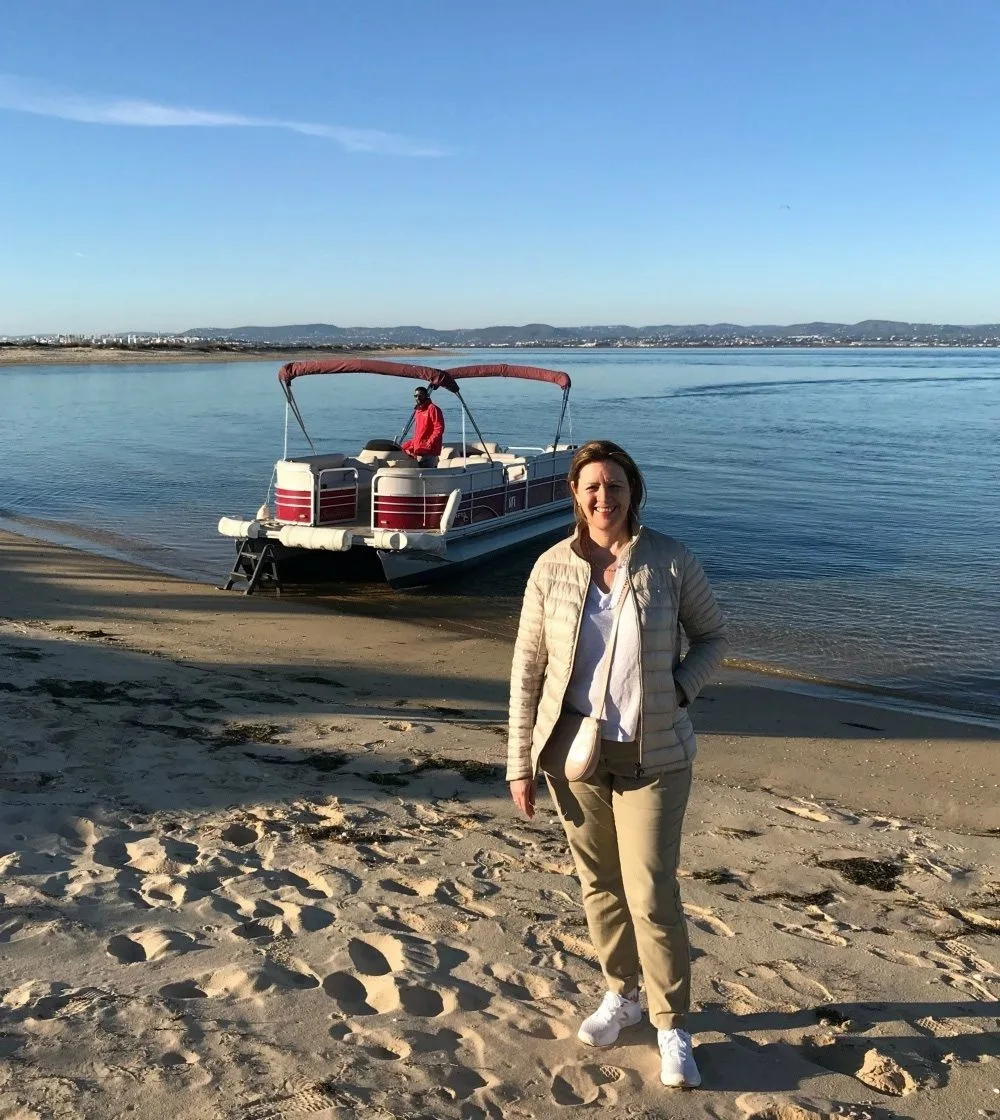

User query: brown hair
[567,440,646,538]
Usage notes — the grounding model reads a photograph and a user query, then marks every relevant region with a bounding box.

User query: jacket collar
[569,524,645,567]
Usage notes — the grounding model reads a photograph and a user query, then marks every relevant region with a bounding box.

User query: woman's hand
[509,778,536,819]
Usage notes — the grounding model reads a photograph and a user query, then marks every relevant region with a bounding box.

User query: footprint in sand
[775,801,832,823]
[374,907,431,934]
[504,1009,573,1040]
[56,815,101,849]
[219,822,260,847]
[484,963,557,1002]
[399,981,453,1018]
[435,1065,489,1101]
[344,1029,412,1061]
[2,980,107,1023]
[159,1047,200,1069]
[106,928,201,964]
[134,875,188,908]
[549,1062,625,1106]
[399,1026,464,1055]
[734,959,835,1006]
[913,1014,966,1038]
[0,916,59,944]
[124,835,200,875]
[434,878,498,917]
[773,921,849,947]
[243,1083,341,1120]
[160,958,319,1001]
[323,971,398,1015]
[525,923,601,966]
[323,968,456,1019]
[232,900,335,941]
[711,978,773,1016]
[378,875,439,898]
[348,936,395,976]
[866,942,999,1000]
[471,848,523,881]
[684,903,736,937]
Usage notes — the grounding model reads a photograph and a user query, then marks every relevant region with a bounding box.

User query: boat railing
[370,455,570,534]
[315,466,359,526]
[502,462,530,516]
[506,446,546,454]
[371,470,435,531]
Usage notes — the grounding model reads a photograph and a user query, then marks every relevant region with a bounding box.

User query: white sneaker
[577,990,642,1047]
[658,1027,701,1087]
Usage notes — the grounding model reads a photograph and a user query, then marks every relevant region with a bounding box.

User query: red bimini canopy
[447,363,571,391]
[278,358,571,393]
[278,358,460,393]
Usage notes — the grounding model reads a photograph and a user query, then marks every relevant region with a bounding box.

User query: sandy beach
[1,529,997,1119]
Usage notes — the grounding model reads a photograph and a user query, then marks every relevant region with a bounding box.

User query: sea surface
[2,347,998,719]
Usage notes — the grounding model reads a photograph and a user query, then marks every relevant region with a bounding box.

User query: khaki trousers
[545,740,692,1030]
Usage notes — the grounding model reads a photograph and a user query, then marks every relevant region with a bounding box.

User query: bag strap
[595,572,632,720]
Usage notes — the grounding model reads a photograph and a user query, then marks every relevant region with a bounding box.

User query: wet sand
[1,528,997,1119]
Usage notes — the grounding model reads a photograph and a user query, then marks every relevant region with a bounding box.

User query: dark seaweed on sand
[691,868,745,886]
[214,722,282,746]
[818,857,902,892]
[306,823,401,845]
[248,750,351,773]
[753,888,839,907]
[363,773,411,787]
[406,757,501,783]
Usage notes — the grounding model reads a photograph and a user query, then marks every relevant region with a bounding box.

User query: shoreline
[3,515,997,732]
[0,345,448,366]
[1,525,997,832]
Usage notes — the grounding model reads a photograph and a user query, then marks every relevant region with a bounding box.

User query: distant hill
[181,320,1000,346]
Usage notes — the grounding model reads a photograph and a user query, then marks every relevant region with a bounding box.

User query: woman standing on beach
[507,440,727,1089]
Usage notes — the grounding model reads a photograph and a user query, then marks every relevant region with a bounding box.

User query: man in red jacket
[402,386,445,462]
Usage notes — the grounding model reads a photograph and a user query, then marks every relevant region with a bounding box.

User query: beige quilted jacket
[507,526,727,781]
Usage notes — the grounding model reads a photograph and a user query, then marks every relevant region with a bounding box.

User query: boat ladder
[222,538,282,595]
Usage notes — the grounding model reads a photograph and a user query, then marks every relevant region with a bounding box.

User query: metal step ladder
[222,539,282,595]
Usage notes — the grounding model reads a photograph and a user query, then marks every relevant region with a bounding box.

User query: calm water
[1,348,998,718]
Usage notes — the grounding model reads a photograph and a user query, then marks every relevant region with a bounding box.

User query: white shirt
[563,566,641,742]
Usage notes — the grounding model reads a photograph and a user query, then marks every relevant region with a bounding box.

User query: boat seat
[287,453,347,471]
[355,448,414,467]
[439,443,487,459]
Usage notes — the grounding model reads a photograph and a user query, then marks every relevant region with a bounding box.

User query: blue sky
[2,0,999,334]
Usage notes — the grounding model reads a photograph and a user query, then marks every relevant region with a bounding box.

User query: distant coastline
[7,316,1000,358]
[4,338,1000,366]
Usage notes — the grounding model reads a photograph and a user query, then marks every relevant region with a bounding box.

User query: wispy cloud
[0,74,448,157]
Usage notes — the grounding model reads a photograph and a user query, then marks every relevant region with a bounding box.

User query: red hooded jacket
[402,400,444,458]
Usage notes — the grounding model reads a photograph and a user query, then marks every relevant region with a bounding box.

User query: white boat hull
[377,503,573,588]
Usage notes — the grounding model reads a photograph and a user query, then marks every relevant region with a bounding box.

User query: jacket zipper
[627,551,644,778]
[562,561,589,707]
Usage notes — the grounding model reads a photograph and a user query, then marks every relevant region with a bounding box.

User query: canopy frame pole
[551,387,570,454]
[454,391,493,463]
[283,400,290,460]
[282,385,316,453]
